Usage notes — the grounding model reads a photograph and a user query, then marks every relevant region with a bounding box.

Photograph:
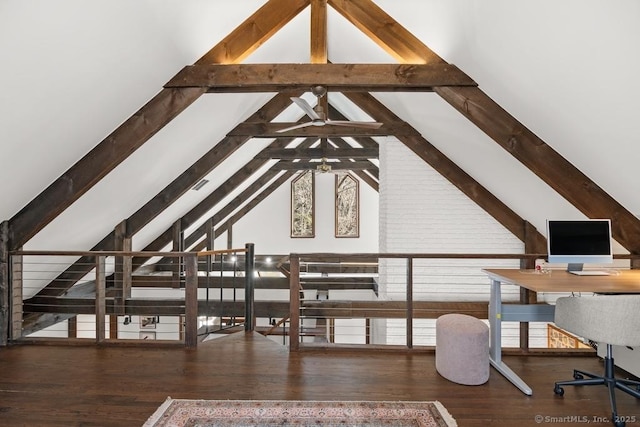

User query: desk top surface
[482,268,640,293]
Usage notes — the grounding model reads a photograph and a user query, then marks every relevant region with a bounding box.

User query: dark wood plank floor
[0,332,639,426]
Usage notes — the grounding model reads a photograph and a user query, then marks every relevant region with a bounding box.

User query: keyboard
[569,270,611,276]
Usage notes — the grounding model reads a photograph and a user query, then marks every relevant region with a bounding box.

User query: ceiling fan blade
[275,122,314,133]
[325,120,383,129]
[290,97,321,121]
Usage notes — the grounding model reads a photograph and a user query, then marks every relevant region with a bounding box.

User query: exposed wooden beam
[8,87,206,250]
[337,0,640,253]
[435,86,640,253]
[273,160,375,171]
[229,122,407,137]
[192,174,296,254]
[196,0,310,65]
[194,171,297,252]
[182,139,320,253]
[27,92,303,302]
[320,108,381,187]
[256,147,378,160]
[23,298,292,319]
[165,63,476,91]
[327,138,379,191]
[138,138,319,269]
[344,91,546,247]
[21,298,490,328]
[8,0,310,251]
[129,275,290,289]
[183,170,284,250]
[325,123,379,178]
[354,170,378,192]
[21,280,97,334]
[359,165,378,180]
[125,92,301,235]
[138,144,296,255]
[301,300,488,319]
[325,127,381,185]
[328,0,443,64]
[310,0,328,64]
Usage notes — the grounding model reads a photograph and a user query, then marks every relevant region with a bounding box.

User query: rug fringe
[433,400,458,427]
[142,396,173,427]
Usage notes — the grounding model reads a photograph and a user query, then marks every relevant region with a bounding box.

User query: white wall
[378,137,552,347]
[373,0,640,232]
[229,171,379,255]
[2,1,639,255]
[3,1,639,347]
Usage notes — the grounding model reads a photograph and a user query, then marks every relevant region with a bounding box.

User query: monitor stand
[567,263,611,276]
[567,263,583,273]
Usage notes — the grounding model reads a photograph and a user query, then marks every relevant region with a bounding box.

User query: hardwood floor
[0,332,638,426]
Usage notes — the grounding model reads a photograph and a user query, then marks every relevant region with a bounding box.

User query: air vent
[192,179,209,191]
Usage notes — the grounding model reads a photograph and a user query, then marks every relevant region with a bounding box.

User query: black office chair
[553,295,640,427]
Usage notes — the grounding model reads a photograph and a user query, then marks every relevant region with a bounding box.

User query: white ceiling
[1,0,639,250]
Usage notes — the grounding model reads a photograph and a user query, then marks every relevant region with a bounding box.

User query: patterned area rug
[143,399,457,427]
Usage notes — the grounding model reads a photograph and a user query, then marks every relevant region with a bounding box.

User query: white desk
[482,269,640,396]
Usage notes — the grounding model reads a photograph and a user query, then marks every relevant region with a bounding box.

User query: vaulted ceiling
[2,0,640,258]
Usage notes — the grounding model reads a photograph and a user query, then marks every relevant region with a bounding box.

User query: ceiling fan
[276,86,383,133]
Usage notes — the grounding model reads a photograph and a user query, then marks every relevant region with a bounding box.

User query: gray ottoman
[435,313,490,385]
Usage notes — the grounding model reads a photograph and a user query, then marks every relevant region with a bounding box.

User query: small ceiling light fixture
[192,179,209,191]
[316,157,332,173]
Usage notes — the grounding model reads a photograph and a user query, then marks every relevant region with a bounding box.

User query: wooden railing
[288,252,637,352]
[7,245,254,348]
[6,248,637,351]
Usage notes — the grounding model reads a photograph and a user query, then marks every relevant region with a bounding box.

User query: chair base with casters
[554,344,640,427]
[553,295,640,427]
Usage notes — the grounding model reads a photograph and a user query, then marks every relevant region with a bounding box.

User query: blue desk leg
[489,278,533,396]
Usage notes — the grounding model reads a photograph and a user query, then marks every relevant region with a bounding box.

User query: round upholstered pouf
[435,313,490,385]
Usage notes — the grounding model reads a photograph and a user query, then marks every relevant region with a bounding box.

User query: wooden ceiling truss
[8,0,640,333]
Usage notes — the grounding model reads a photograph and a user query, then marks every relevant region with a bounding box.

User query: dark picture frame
[335,172,359,238]
[291,171,315,238]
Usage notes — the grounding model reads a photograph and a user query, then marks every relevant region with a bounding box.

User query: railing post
[184,253,198,349]
[10,250,22,341]
[95,255,106,343]
[289,254,300,351]
[172,220,184,288]
[114,220,132,314]
[0,221,8,346]
[244,243,255,332]
[406,257,413,349]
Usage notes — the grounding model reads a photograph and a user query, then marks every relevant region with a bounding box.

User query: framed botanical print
[335,172,359,238]
[291,171,315,238]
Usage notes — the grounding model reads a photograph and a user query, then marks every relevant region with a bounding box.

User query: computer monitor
[546,219,613,272]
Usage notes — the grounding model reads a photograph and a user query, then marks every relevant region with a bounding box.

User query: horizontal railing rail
[7,248,636,351]
[8,245,254,348]
[288,252,638,352]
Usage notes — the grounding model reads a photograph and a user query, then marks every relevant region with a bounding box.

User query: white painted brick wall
[377,137,546,347]
[380,137,523,254]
